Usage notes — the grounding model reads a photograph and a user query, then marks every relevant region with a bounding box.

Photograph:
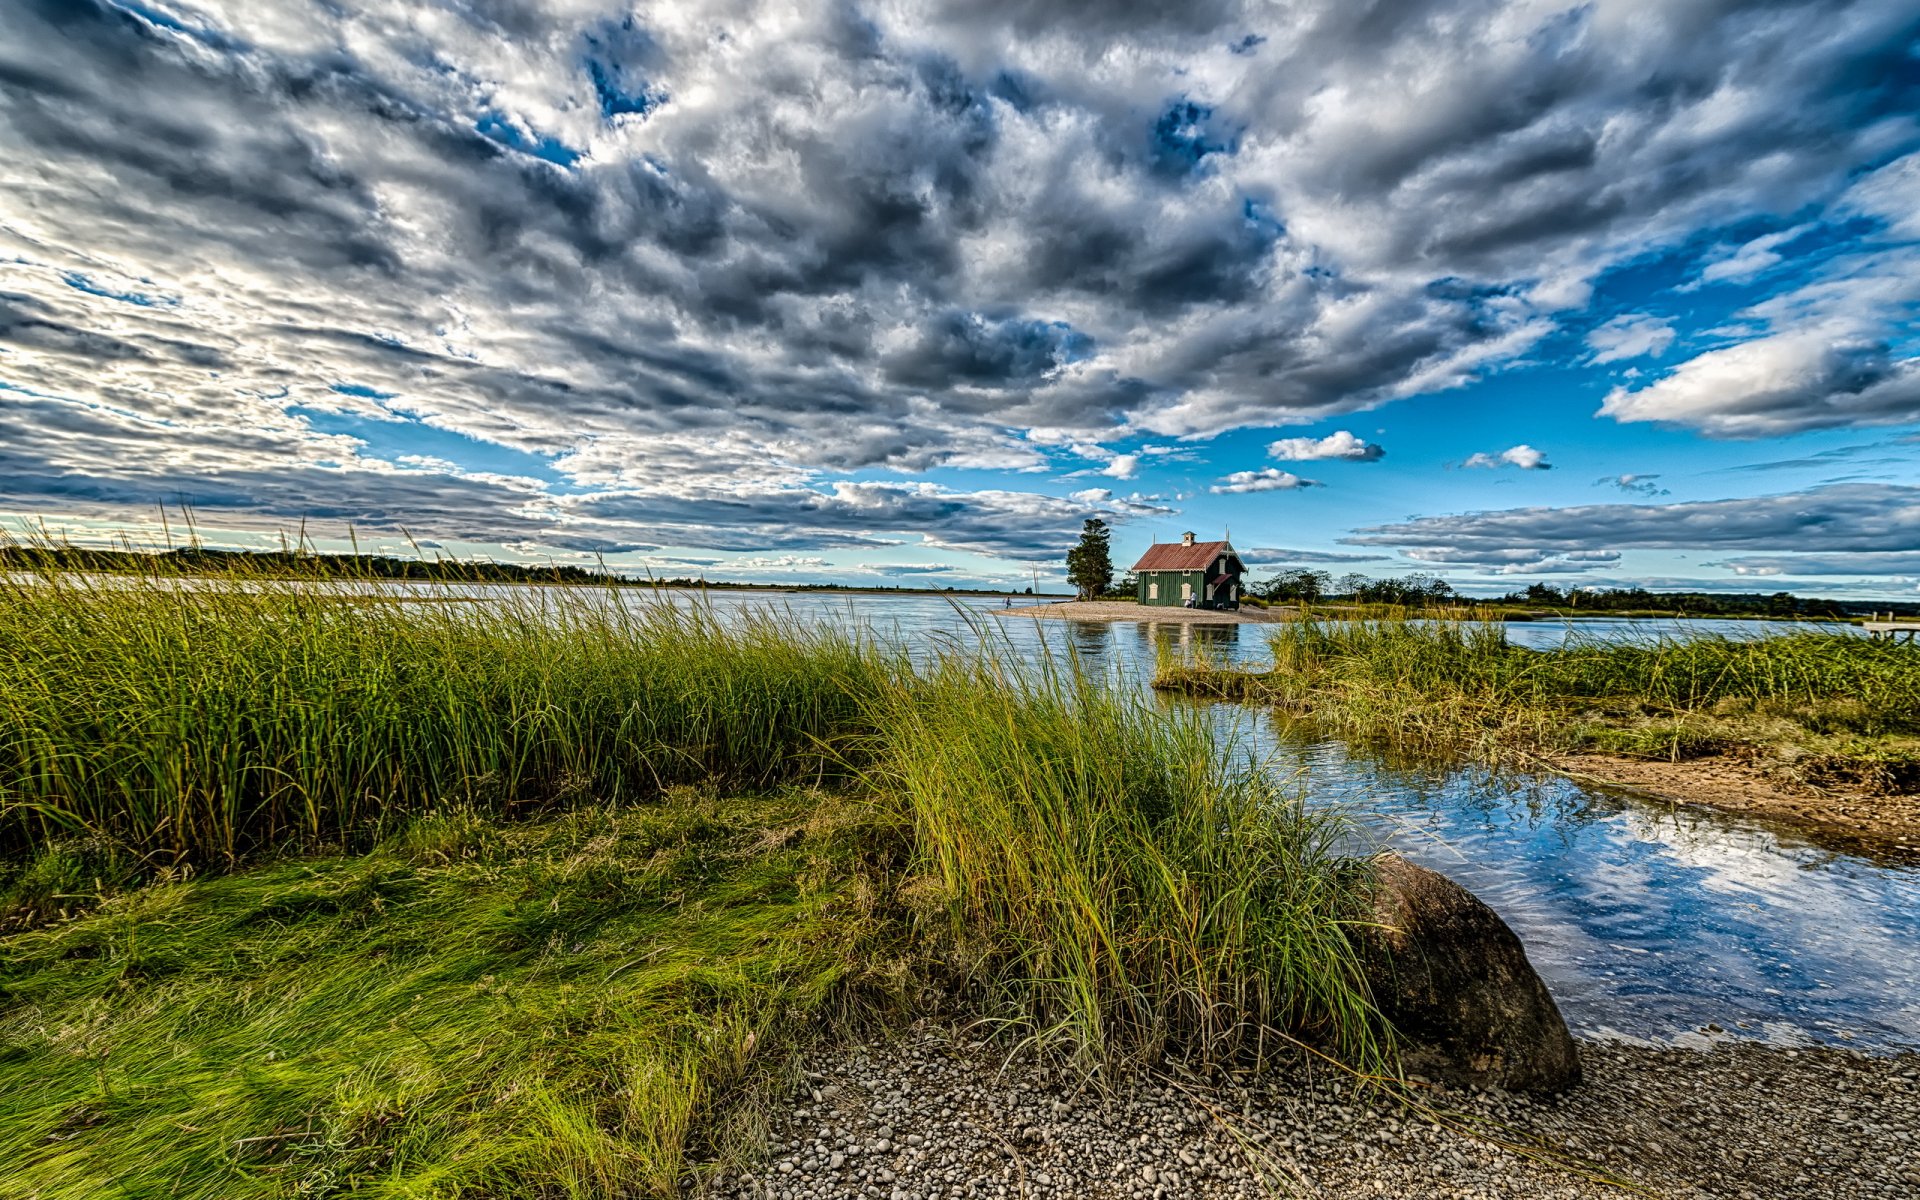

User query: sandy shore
[1553,752,1920,857]
[724,1027,1920,1199]
[998,600,1288,625]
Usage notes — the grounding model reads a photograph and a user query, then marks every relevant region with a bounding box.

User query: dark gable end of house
[1130,532,1245,609]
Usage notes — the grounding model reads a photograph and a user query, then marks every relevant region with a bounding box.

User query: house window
[1181,581,1193,601]
[1148,581,1159,600]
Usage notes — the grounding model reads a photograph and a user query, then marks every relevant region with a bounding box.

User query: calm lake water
[258,584,1920,1050]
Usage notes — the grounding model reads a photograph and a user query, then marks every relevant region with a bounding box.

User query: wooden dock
[1862,619,1920,644]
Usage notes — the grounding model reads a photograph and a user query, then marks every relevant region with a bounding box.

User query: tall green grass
[870,647,1381,1072]
[0,566,896,870]
[0,564,1387,1197]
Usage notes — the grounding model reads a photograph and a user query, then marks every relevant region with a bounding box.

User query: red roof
[1131,539,1235,572]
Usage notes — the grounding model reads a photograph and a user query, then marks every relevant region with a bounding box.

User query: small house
[1131,532,1245,609]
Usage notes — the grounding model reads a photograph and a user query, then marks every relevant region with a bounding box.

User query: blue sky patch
[1151,99,1237,175]
[475,114,582,167]
[328,383,398,402]
[293,406,574,489]
[62,272,174,307]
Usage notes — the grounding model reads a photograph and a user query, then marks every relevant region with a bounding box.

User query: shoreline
[736,1026,1920,1199]
[1550,751,1920,855]
[998,600,1289,624]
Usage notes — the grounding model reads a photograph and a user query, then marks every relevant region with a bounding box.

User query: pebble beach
[723,1026,1920,1199]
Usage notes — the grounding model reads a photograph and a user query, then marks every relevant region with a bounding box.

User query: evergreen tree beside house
[1065,518,1115,601]
[1130,532,1245,609]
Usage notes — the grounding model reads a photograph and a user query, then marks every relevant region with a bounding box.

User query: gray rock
[1356,854,1582,1093]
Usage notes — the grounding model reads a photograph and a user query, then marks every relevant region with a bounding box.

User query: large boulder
[1357,854,1582,1093]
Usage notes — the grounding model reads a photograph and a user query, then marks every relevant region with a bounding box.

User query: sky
[1,0,1917,596]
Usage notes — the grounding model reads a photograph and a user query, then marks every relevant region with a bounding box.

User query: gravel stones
[716,1024,1920,1199]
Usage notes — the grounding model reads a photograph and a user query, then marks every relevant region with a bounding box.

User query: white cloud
[1209,468,1321,494]
[1265,430,1384,462]
[728,555,830,571]
[1708,552,1920,578]
[1100,453,1141,480]
[1587,313,1675,364]
[1692,227,1803,287]
[1839,151,1920,241]
[1600,330,1920,438]
[1463,445,1552,470]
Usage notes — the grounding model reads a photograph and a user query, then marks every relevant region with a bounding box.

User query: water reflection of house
[1130,532,1244,609]
[1138,620,1240,659]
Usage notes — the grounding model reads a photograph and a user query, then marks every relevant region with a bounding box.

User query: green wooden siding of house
[1137,570,1206,605]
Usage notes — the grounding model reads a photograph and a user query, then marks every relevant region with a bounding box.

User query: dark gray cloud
[1349,484,1920,562]
[568,482,1172,561]
[1597,473,1668,496]
[1244,547,1389,564]
[1709,552,1920,578]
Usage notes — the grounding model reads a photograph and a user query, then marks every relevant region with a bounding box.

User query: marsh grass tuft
[866,645,1382,1074]
[1158,616,1920,789]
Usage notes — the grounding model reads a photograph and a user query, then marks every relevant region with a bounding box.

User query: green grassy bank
[1158,617,1920,793]
[0,570,1381,1198]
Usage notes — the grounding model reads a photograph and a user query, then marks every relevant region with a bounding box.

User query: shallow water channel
[411,586,1920,1051]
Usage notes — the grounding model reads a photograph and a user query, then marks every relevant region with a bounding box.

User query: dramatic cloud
[1350,484,1920,562]
[1463,445,1552,470]
[1601,152,1920,438]
[1,0,1917,570]
[1266,431,1383,462]
[1587,314,1675,364]
[1210,469,1320,494]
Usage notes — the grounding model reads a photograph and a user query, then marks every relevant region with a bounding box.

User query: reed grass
[0,565,1386,1198]
[0,565,896,873]
[1159,616,1920,789]
[868,646,1382,1074]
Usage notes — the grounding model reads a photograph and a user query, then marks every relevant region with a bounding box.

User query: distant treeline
[2,546,627,585]
[0,546,1036,595]
[1247,569,1920,619]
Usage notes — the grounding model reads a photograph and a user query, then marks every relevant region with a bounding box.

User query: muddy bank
[1553,752,1920,854]
[723,1027,1920,1199]
[997,600,1289,625]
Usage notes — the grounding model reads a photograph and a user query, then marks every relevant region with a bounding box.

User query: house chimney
[1181,531,1195,546]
